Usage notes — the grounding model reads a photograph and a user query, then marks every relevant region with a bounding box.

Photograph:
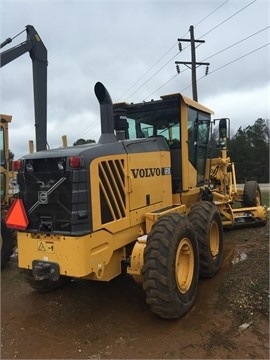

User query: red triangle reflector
[6,199,29,230]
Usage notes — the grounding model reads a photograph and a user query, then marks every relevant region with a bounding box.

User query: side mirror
[219,118,227,140]
[213,118,230,148]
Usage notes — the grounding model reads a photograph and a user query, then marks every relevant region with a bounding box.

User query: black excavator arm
[0,25,47,151]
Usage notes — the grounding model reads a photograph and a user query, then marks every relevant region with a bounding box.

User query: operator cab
[113,93,212,192]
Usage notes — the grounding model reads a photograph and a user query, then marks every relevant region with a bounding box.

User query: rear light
[69,156,82,168]
[13,159,22,171]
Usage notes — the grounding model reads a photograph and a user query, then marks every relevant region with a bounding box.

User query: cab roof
[114,92,214,115]
[160,93,214,115]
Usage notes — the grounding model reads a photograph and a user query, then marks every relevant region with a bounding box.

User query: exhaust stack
[94,82,117,144]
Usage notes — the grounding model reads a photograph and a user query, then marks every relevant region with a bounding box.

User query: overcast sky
[0,0,269,158]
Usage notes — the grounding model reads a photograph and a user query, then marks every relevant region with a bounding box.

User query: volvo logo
[131,167,171,179]
[38,191,48,204]
[28,177,67,215]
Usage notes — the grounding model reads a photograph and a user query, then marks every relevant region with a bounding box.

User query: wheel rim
[175,238,194,294]
[209,220,219,258]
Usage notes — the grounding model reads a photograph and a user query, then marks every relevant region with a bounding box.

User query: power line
[143,74,179,101]
[198,0,257,39]
[122,0,258,101]
[206,43,269,76]
[143,38,269,101]
[201,26,270,62]
[193,0,258,51]
[179,43,270,93]
[126,51,180,101]
[116,41,179,101]
[195,0,230,27]
[117,0,231,101]
[143,12,266,101]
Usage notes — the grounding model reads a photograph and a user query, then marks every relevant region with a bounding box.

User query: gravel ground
[218,220,269,322]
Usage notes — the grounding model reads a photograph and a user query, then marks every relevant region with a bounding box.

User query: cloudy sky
[0,0,269,158]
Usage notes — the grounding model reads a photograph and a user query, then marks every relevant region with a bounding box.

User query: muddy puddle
[231,246,248,264]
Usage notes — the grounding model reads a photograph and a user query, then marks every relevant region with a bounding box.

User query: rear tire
[188,202,223,277]
[23,269,70,292]
[142,213,199,319]
[1,219,15,269]
[243,181,262,207]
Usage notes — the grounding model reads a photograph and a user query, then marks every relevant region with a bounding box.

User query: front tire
[23,269,70,292]
[142,213,199,319]
[188,202,223,277]
[243,181,262,207]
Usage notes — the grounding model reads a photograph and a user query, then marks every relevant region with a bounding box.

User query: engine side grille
[99,159,126,224]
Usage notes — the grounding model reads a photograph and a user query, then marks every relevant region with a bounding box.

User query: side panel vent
[99,159,126,224]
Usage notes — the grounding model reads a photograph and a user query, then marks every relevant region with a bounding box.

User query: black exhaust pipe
[94,82,117,144]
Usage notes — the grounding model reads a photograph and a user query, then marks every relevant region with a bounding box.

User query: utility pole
[175,25,209,102]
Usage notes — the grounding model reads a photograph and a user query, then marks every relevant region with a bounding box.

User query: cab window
[188,107,210,185]
[125,106,180,145]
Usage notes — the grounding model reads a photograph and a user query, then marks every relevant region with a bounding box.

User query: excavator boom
[0,25,47,151]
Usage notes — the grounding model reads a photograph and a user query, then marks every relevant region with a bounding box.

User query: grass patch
[261,190,270,207]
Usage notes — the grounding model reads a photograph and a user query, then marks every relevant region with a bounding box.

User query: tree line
[225,118,269,183]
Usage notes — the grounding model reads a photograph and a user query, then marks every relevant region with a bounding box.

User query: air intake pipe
[94,82,117,144]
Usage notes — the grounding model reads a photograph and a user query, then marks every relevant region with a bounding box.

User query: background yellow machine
[1,114,16,267]
[6,82,266,319]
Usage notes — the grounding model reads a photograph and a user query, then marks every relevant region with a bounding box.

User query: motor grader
[6,82,266,319]
[205,117,266,227]
[1,114,17,267]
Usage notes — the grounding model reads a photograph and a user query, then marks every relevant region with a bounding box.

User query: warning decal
[38,241,54,253]
[38,242,46,251]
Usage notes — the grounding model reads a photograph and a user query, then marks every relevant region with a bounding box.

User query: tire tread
[142,214,199,319]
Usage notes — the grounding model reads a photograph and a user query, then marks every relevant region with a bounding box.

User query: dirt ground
[1,220,269,359]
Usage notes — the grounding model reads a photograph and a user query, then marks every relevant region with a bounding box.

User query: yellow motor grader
[1,114,17,267]
[6,82,266,319]
[205,117,266,227]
